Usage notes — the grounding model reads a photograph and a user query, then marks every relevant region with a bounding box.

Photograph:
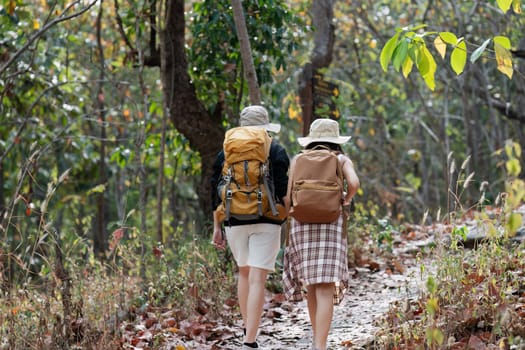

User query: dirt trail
[216,238,435,350]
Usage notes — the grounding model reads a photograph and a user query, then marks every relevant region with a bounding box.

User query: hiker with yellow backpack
[210,105,289,350]
[283,118,360,350]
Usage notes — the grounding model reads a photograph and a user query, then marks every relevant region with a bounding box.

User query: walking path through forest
[224,234,435,350]
[163,225,441,350]
[124,207,525,349]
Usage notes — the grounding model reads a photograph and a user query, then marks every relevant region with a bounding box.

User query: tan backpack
[289,146,344,223]
[216,126,286,223]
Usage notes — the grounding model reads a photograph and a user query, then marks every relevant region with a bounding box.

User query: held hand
[212,227,226,250]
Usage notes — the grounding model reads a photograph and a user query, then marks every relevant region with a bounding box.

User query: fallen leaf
[468,335,487,350]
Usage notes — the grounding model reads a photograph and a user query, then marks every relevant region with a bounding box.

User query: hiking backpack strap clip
[261,162,279,216]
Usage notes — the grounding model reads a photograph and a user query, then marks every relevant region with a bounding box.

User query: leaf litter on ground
[120,205,525,349]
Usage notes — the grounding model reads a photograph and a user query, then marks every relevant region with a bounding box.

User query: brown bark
[299,0,336,135]
[231,0,261,105]
[161,0,224,219]
[94,0,108,257]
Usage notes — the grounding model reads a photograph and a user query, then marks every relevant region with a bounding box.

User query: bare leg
[305,284,317,339]
[244,266,268,343]
[237,266,250,330]
[312,283,334,350]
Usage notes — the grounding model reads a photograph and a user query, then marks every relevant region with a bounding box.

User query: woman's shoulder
[337,153,354,165]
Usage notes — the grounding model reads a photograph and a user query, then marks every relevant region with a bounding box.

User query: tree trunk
[94,0,108,258]
[299,0,335,134]
[231,0,261,105]
[161,0,225,221]
[156,108,167,243]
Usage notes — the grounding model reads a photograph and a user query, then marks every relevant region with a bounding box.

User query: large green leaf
[380,33,400,72]
[420,45,437,90]
[450,40,467,75]
[494,35,511,49]
[497,0,513,12]
[392,39,409,72]
[439,32,458,45]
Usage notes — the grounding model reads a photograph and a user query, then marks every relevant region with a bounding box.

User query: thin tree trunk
[136,12,149,282]
[52,228,73,348]
[156,108,168,243]
[94,0,108,258]
[0,162,4,223]
[231,0,261,104]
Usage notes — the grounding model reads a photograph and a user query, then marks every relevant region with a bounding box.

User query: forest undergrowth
[0,144,524,350]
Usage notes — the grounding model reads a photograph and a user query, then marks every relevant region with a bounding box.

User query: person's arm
[270,142,290,203]
[340,155,360,205]
[284,156,296,213]
[210,151,226,249]
[212,209,226,249]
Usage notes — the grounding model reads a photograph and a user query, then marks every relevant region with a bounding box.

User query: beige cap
[240,105,281,133]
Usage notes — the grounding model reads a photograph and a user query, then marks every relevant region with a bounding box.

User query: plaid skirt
[282,215,348,305]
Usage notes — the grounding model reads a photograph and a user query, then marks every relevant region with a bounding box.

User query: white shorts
[225,223,281,272]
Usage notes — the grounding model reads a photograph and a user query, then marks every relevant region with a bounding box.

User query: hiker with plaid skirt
[283,118,360,350]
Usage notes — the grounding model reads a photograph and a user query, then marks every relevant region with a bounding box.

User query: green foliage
[376,142,525,348]
[1,1,525,347]
[188,0,307,111]
[379,0,522,88]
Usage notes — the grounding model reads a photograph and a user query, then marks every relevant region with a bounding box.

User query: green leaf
[506,213,523,235]
[405,24,427,32]
[421,45,437,90]
[380,33,400,71]
[426,297,440,317]
[506,158,522,176]
[418,51,429,76]
[470,38,491,63]
[505,213,523,236]
[423,72,436,91]
[392,39,409,72]
[450,40,467,75]
[494,35,511,49]
[497,0,513,12]
[87,184,106,195]
[439,32,458,45]
[402,55,414,78]
[408,45,419,64]
[426,276,437,294]
[426,327,444,345]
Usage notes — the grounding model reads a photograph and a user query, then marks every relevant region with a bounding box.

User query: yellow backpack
[216,126,286,223]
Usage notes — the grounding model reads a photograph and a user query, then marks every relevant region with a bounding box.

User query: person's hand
[212,227,226,250]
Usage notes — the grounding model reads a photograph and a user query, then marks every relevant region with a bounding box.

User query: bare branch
[113,0,136,53]
[488,97,525,124]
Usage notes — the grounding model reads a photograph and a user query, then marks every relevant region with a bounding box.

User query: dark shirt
[210,140,290,226]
